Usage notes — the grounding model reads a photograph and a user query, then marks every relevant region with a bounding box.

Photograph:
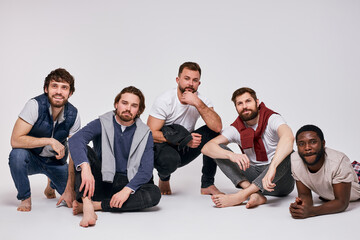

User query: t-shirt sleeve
[333,155,355,184]
[149,96,168,120]
[18,99,38,125]
[267,114,287,134]
[290,152,301,181]
[69,113,81,136]
[221,126,241,144]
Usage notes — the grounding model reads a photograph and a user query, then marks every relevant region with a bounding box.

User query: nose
[304,143,311,151]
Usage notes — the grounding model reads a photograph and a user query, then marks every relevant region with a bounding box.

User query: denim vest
[28,93,77,164]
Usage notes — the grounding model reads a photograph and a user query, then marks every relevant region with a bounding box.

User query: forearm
[11,135,53,149]
[269,135,293,169]
[195,101,222,133]
[202,141,232,159]
[151,130,167,143]
[65,156,75,190]
[308,199,349,217]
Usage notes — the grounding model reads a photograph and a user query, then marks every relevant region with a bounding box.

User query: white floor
[1,159,359,240]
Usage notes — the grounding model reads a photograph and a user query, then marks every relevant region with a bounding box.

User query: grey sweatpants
[215,145,294,196]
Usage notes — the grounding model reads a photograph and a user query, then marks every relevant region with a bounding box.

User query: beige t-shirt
[291,147,360,201]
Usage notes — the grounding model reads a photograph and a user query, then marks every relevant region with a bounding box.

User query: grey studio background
[0,1,359,240]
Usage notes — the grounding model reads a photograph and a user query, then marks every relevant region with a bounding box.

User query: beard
[116,110,135,122]
[48,94,68,108]
[299,145,325,166]
[239,108,259,121]
[179,85,196,93]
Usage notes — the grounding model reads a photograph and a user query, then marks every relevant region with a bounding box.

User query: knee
[148,185,161,207]
[154,151,180,174]
[9,149,31,169]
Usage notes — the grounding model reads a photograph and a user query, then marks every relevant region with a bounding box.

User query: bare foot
[246,192,267,209]
[211,191,247,208]
[17,197,31,212]
[44,179,56,199]
[201,185,224,195]
[159,180,172,195]
[72,200,83,215]
[80,198,98,228]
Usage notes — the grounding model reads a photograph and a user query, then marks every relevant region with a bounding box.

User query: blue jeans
[8,149,68,200]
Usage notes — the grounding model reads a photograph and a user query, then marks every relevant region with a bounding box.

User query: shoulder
[325,147,350,168]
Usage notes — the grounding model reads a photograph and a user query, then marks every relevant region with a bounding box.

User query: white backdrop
[1,0,359,205]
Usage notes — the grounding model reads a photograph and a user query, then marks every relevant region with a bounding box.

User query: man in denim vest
[9,68,80,211]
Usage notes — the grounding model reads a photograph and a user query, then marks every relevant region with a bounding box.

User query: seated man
[202,87,294,208]
[9,68,80,211]
[69,86,161,227]
[289,124,360,219]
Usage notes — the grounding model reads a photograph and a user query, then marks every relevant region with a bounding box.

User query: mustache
[121,110,132,116]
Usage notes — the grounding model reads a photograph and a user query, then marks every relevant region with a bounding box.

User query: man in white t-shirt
[202,87,294,208]
[9,68,80,211]
[289,124,360,219]
[147,62,223,195]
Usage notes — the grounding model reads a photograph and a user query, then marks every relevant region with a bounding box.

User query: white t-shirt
[19,99,81,157]
[149,87,213,132]
[221,114,286,165]
[291,147,360,201]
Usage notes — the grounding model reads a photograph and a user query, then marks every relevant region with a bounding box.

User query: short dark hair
[114,86,145,117]
[178,62,201,77]
[43,68,75,94]
[295,124,325,142]
[231,87,257,104]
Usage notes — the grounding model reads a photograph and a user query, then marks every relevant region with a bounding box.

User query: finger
[56,198,62,206]
[83,183,89,197]
[79,181,85,192]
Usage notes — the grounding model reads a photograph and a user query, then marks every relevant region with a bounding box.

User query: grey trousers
[215,145,294,196]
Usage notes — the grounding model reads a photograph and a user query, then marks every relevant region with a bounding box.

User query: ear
[322,140,326,148]
[256,99,260,107]
[114,101,118,110]
[44,87,49,94]
[198,81,201,86]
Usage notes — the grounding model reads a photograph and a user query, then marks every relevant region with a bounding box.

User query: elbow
[10,137,18,148]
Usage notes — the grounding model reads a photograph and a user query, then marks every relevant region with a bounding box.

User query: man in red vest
[202,87,294,208]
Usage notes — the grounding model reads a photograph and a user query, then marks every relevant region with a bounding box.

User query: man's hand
[187,133,202,148]
[110,187,132,208]
[50,138,66,159]
[79,163,95,198]
[229,152,250,170]
[289,197,311,219]
[180,91,199,106]
[56,187,75,207]
[262,166,277,192]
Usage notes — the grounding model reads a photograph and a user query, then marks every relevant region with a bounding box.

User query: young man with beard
[202,87,294,208]
[9,68,80,211]
[69,86,161,227]
[147,62,223,195]
[289,125,360,219]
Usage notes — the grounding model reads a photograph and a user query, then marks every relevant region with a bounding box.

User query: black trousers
[75,146,161,212]
[154,125,218,188]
